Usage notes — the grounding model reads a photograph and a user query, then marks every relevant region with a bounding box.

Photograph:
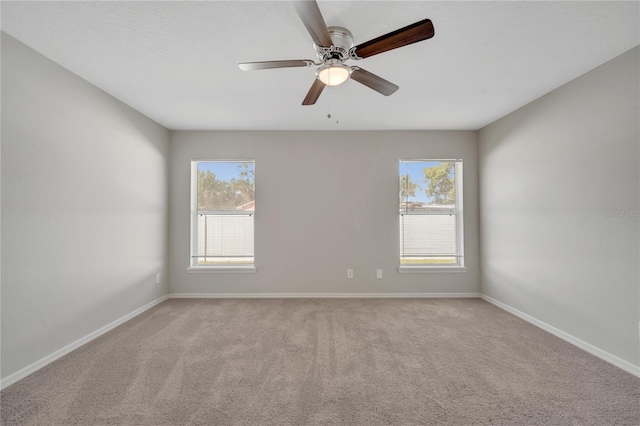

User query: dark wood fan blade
[302,78,326,105]
[350,68,399,96]
[353,19,434,59]
[238,60,313,71]
[292,0,333,47]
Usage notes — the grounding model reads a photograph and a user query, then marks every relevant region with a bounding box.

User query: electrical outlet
[347,269,353,279]
[155,273,160,284]
[377,269,383,279]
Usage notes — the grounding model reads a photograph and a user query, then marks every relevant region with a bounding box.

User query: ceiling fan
[238,0,435,105]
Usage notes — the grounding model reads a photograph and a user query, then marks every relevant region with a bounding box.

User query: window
[190,160,255,271]
[399,160,464,269]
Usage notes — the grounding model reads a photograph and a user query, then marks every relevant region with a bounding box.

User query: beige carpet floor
[1,298,638,425]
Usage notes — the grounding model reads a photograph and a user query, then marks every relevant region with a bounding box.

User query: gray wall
[1,34,170,380]
[170,130,479,294]
[479,47,639,366]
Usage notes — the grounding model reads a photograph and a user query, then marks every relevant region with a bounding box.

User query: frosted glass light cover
[317,65,350,86]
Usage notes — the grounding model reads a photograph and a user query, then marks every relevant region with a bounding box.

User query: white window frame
[188,159,256,273]
[398,159,466,273]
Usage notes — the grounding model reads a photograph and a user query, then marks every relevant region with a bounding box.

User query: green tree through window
[423,162,455,205]
[197,163,254,211]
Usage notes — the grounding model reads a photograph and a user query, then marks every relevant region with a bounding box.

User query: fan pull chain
[325,74,339,124]
[325,87,340,124]
[335,84,339,124]
[326,67,332,120]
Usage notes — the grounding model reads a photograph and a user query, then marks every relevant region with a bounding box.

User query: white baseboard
[6,292,635,390]
[480,295,640,378]
[0,294,169,390]
[169,292,481,299]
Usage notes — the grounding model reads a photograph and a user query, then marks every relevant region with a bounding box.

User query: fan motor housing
[314,26,354,62]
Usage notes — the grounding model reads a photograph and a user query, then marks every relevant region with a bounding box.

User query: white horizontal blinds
[197,215,254,259]
[194,160,255,265]
[401,215,456,256]
[399,160,461,265]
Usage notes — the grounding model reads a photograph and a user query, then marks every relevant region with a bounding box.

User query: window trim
[189,159,256,272]
[398,159,465,272]
[187,265,257,274]
[398,265,467,273]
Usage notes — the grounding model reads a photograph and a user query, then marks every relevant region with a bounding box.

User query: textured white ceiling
[2,1,638,130]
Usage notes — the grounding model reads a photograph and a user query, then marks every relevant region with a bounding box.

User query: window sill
[398,266,467,274]
[187,266,257,274]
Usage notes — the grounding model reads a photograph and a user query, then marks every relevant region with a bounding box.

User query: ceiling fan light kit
[238,0,434,105]
[316,62,351,86]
